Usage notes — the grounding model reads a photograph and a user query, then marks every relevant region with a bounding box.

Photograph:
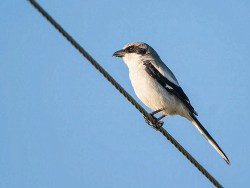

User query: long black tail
[190,114,230,164]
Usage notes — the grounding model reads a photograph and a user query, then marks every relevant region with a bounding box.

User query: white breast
[128,62,181,116]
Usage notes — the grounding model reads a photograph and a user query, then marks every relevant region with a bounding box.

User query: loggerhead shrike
[113,42,230,164]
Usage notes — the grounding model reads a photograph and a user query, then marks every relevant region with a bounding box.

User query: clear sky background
[1,0,250,187]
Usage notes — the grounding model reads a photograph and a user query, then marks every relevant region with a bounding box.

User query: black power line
[27,1,224,187]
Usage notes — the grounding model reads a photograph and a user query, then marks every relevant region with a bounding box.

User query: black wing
[143,61,197,116]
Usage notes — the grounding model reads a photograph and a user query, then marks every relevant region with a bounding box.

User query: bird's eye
[139,48,147,54]
[127,46,135,53]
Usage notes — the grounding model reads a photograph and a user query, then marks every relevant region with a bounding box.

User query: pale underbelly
[130,72,188,117]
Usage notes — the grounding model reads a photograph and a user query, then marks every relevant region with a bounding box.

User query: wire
[27,1,223,187]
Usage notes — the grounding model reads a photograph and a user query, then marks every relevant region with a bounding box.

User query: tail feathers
[190,114,230,165]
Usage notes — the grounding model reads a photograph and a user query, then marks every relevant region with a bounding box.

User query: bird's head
[113,42,160,66]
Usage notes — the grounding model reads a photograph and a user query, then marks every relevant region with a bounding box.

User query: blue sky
[1,0,250,187]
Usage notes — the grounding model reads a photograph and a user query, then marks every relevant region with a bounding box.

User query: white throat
[122,53,143,71]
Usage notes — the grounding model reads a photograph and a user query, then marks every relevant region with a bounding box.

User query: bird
[113,42,230,164]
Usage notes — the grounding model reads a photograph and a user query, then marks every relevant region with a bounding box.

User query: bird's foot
[144,114,165,130]
[152,120,164,130]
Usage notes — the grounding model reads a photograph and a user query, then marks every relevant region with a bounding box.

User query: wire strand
[27,1,223,187]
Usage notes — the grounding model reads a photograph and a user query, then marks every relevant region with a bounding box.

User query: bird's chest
[129,67,154,94]
[128,65,168,110]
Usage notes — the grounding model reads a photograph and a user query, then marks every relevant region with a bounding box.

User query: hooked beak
[113,49,125,58]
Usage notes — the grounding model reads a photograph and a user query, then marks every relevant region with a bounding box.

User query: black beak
[113,49,125,57]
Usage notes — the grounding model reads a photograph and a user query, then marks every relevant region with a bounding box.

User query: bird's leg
[144,109,165,128]
[150,108,164,116]
[151,114,166,129]
[157,115,166,121]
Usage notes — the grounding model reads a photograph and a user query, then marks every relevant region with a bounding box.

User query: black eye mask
[125,46,147,55]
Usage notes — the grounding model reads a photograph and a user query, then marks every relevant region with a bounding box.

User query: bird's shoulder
[143,58,179,86]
